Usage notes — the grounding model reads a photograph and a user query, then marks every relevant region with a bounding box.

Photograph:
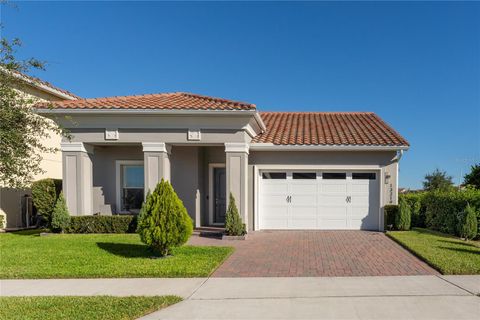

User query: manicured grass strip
[387,228,480,275]
[0,296,181,320]
[0,231,233,279]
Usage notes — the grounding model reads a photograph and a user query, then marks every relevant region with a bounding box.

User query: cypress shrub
[457,204,478,240]
[51,192,70,233]
[395,198,411,230]
[400,192,427,227]
[384,205,398,230]
[137,179,193,256]
[66,215,137,233]
[31,178,62,223]
[225,193,246,236]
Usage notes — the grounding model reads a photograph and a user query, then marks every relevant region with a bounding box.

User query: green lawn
[0,230,233,279]
[387,228,480,275]
[0,296,181,320]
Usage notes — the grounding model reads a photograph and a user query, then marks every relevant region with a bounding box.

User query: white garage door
[259,170,380,230]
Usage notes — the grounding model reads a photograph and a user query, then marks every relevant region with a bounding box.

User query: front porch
[61,142,250,229]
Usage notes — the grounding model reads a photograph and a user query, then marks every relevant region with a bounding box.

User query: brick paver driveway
[188,231,438,277]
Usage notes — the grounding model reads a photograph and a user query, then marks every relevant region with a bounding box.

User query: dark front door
[214,167,226,224]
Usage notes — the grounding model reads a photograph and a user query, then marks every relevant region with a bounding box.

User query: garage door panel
[260,170,379,231]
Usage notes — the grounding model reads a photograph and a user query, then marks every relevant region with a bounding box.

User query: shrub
[395,198,411,230]
[384,205,398,230]
[225,193,246,236]
[0,212,5,229]
[400,192,427,227]
[66,215,137,233]
[457,204,478,240]
[424,188,480,236]
[31,178,62,223]
[137,179,193,256]
[51,192,70,233]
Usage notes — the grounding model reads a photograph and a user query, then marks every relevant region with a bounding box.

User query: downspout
[392,150,404,162]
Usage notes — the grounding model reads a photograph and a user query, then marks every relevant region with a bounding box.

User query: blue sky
[2,1,479,189]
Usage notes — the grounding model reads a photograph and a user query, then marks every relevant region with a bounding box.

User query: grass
[0,230,233,279]
[0,296,181,320]
[387,227,480,275]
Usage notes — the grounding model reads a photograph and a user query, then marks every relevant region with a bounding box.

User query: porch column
[225,143,249,229]
[142,142,171,195]
[61,142,93,216]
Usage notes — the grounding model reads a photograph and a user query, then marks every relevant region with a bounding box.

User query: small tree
[457,204,477,240]
[423,169,454,192]
[464,163,480,189]
[51,192,70,233]
[137,179,193,257]
[225,193,246,236]
[395,197,411,230]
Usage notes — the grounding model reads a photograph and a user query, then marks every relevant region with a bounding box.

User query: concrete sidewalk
[1,276,479,319]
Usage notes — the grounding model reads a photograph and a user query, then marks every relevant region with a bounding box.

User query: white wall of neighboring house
[0,77,76,228]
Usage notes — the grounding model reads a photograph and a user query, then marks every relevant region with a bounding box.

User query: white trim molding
[142,142,171,154]
[249,143,409,152]
[225,142,250,154]
[60,142,94,154]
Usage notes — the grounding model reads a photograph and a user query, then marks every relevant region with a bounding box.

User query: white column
[225,142,249,230]
[142,142,171,195]
[61,142,93,216]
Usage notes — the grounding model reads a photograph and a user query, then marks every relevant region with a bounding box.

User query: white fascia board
[225,142,250,154]
[253,111,266,132]
[35,108,258,116]
[249,143,409,151]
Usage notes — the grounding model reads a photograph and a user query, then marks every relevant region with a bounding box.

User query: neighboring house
[37,92,409,231]
[0,71,78,228]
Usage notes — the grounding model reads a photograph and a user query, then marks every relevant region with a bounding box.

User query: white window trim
[115,160,144,214]
[253,165,383,231]
[208,163,226,226]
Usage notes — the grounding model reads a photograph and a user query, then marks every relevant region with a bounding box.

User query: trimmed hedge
[31,178,62,223]
[66,215,137,234]
[400,192,427,227]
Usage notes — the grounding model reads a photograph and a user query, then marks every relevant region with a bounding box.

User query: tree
[464,163,480,189]
[51,192,70,233]
[225,193,246,236]
[422,169,454,192]
[395,197,411,231]
[0,38,68,188]
[457,204,478,240]
[137,179,193,257]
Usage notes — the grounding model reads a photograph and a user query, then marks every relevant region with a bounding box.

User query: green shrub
[424,188,480,236]
[457,204,478,240]
[400,192,427,227]
[384,205,398,230]
[225,193,246,236]
[395,198,411,230]
[51,192,70,233]
[66,215,137,233]
[0,213,5,229]
[31,178,62,223]
[137,179,193,256]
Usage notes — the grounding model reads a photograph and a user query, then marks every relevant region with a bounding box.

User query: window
[322,172,346,180]
[262,172,287,179]
[120,164,144,212]
[352,172,376,180]
[293,172,316,179]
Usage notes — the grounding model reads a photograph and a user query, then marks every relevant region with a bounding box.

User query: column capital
[142,142,171,154]
[225,142,249,154]
[61,142,94,154]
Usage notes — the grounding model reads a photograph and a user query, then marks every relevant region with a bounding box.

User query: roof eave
[35,107,258,115]
[249,143,409,151]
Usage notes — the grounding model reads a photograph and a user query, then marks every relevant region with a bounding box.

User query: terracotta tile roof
[37,92,256,111]
[10,69,79,100]
[253,112,409,146]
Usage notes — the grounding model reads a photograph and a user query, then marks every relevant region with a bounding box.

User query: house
[0,71,78,228]
[36,92,409,231]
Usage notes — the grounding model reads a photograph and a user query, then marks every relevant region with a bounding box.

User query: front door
[214,167,226,224]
